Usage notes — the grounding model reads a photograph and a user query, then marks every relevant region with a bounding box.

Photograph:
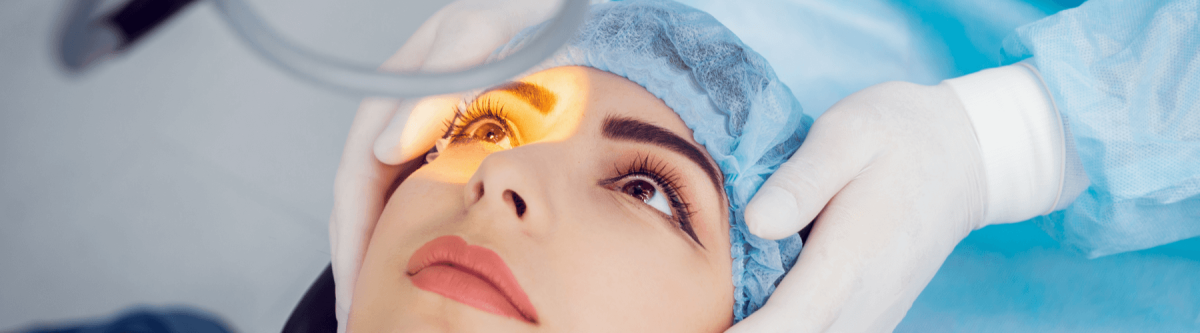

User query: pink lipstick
[406,235,538,324]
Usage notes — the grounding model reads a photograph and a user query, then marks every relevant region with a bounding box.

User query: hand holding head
[733,81,989,332]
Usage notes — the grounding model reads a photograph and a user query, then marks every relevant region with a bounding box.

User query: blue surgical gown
[679,0,1200,330]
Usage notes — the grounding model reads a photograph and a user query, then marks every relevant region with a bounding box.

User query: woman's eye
[620,177,673,216]
[464,119,513,148]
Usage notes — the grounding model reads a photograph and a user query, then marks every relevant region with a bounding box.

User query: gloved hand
[329,1,558,331]
[729,64,1071,332]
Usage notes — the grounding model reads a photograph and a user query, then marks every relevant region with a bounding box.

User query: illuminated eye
[620,177,673,216]
[464,119,513,148]
[469,121,506,142]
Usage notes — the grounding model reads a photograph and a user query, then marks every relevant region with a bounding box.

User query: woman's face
[349,66,732,332]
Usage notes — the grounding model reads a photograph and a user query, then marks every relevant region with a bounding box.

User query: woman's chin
[348,288,538,333]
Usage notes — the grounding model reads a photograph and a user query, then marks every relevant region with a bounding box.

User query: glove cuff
[943,62,1078,225]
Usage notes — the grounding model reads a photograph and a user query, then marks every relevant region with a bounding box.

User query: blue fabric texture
[487,0,812,321]
[1002,0,1200,258]
[678,0,1057,117]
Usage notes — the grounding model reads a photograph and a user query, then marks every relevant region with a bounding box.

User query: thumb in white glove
[728,63,1076,332]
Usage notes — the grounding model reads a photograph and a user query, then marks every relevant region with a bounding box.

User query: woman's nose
[463,149,553,235]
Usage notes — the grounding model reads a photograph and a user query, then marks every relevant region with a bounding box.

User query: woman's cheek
[386,172,465,234]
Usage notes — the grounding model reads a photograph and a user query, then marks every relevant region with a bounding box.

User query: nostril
[507,190,527,217]
[472,181,485,203]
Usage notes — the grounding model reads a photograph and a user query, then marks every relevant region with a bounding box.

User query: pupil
[473,122,506,143]
[622,180,655,202]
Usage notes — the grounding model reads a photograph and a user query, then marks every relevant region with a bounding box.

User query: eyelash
[442,96,513,143]
[600,155,703,247]
[442,96,703,246]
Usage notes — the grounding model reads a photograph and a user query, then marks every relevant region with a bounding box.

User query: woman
[340,0,810,331]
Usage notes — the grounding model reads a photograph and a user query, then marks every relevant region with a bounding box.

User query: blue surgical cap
[488,0,812,321]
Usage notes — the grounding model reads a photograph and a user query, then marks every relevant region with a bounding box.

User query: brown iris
[621,179,657,202]
[469,122,508,143]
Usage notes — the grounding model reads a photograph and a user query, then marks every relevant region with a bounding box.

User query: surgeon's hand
[729,63,1069,332]
[723,81,986,332]
[330,1,559,331]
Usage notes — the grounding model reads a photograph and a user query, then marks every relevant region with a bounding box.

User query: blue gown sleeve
[1001,0,1200,258]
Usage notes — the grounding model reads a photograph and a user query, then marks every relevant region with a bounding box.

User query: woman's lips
[406,235,538,324]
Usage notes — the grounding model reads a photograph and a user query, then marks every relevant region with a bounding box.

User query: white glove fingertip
[378,96,463,164]
[725,302,803,333]
[373,118,408,165]
[745,186,803,240]
[336,302,349,333]
[724,317,769,333]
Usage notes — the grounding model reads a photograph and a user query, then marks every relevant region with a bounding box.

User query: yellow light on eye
[471,122,508,143]
[494,136,513,149]
[462,119,515,149]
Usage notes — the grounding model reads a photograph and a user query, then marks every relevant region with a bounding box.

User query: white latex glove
[329,1,558,331]
[730,64,1081,332]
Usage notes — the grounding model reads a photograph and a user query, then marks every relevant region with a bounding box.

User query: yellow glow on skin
[351,66,733,333]
[496,68,591,145]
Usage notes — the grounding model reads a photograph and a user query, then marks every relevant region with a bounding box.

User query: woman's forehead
[508,66,725,197]
[512,66,700,146]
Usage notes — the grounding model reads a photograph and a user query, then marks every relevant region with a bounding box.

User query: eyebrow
[602,116,723,192]
[485,81,557,115]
